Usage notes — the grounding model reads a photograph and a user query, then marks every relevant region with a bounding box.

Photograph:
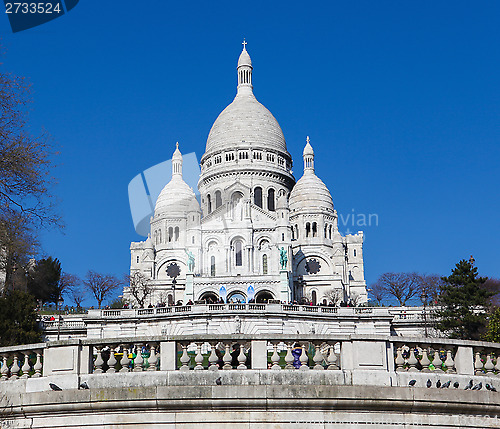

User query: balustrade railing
[3,335,500,383]
[0,343,45,381]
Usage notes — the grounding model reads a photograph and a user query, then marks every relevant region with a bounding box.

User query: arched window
[159,229,162,243]
[207,194,212,214]
[192,236,195,244]
[235,240,243,266]
[329,225,332,240]
[136,256,139,263]
[174,226,179,241]
[210,256,216,276]
[215,191,222,209]
[167,294,173,306]
[267,188,275,211]
[168,227,173,242]
[324,225,328,238]
[295,225,299,239]
[312,222,317,237]
[292,228,295,240]
[312,290,317,306]
[262,254,268,274]
[306,222,311,238]
[254,187,262,208]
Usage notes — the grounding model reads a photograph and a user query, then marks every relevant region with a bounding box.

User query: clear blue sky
[1,1,499,306]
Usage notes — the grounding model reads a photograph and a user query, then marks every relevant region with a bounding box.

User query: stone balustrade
[0,343,46,380]
[2,335,500,387]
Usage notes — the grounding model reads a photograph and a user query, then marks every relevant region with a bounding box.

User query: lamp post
[420,292,428,338]
[57,296,64,341]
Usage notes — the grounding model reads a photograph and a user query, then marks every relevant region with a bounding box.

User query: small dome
[154,175,200,216]
[289,171,334,214]
[238,47,252,67]
[303,139,314,155]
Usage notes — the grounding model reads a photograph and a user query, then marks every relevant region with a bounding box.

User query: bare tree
[368,281,389,305]
[483,278,500,307]
[324,288,343,305]
[0,58,60,228]
[374,272,421,306]
[125,272,152,308]
[349,292,363,306]
[69,286,86,310]
[83,270,122,309]
[418,274,445,305]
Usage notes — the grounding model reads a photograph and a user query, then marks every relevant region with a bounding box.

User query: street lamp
[420,292,428,338]
[57,296,64,341]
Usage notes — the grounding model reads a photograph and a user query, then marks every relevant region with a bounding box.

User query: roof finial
[306,136,310,144]
[242,39,247,50]
[176,142,179,149]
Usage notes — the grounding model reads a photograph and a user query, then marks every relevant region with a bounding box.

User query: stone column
[184,273,194,303]
[160,341,177,371]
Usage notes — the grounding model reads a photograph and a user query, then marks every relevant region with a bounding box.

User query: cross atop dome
[242,39,247,50]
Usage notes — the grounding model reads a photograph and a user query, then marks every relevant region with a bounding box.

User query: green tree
[483,307,500,344]
[0,290,42,346]
[436,258,492,340]
[27,257,61,305]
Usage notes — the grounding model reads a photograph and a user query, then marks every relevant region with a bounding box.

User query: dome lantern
[172,142,182,176]
[303,136,314,173]
[237,39,253,95]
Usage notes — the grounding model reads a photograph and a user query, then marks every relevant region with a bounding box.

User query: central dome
[203,44,289,158]
[205,94,287,154]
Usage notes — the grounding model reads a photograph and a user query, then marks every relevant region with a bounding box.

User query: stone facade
[126,45,367,307]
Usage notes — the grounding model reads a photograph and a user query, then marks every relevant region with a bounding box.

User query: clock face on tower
[305,258,321,275]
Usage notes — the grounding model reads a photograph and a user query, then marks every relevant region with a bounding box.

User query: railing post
[250,340,267,370]
[454,346,474,375]
[160,341,177,371]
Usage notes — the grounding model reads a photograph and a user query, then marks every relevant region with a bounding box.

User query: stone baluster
[474,350,483,375]
[395,345,405,371]
[494,354,500,374]
[237,344,247,370]
[327,343,339,370]
[444,348,456,373]
[20,352,31,379]
[120,344,131,372]
[284,343,294,369]
[106,346,117,373]
[222,343,232,370]
[484,352,495,374]
[148,343,158,371]
[271,342,280,370]
[194,343,204,370]
[33,350,42,378]
[432,349,443,373]
[299,344,309,370]
[133,343,144,372]
[420,347,431,373]
[407,345,419,372]
[10,355,20,379]
[179,343,190,371]
[313,343,325,370]
[94,346,104,374]
[208,343,219,371]
[1,355,9,380]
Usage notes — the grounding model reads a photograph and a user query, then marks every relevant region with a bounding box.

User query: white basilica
[125,44,367,307]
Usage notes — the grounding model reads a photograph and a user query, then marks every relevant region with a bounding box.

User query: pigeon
[79,382,89,390]
[440,380,451,389]
[436,379,441,388]
[426,379,432,388]
[453,382,460,389]
[215,377,222,385]
[49,383,62,391]
[409,379,416,387]
[472,382,482,391]
[465,380,473,390]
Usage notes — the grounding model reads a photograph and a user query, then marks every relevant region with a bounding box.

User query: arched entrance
[199,291,218,303]
[255,290,274,303]
[227,291,246,303]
